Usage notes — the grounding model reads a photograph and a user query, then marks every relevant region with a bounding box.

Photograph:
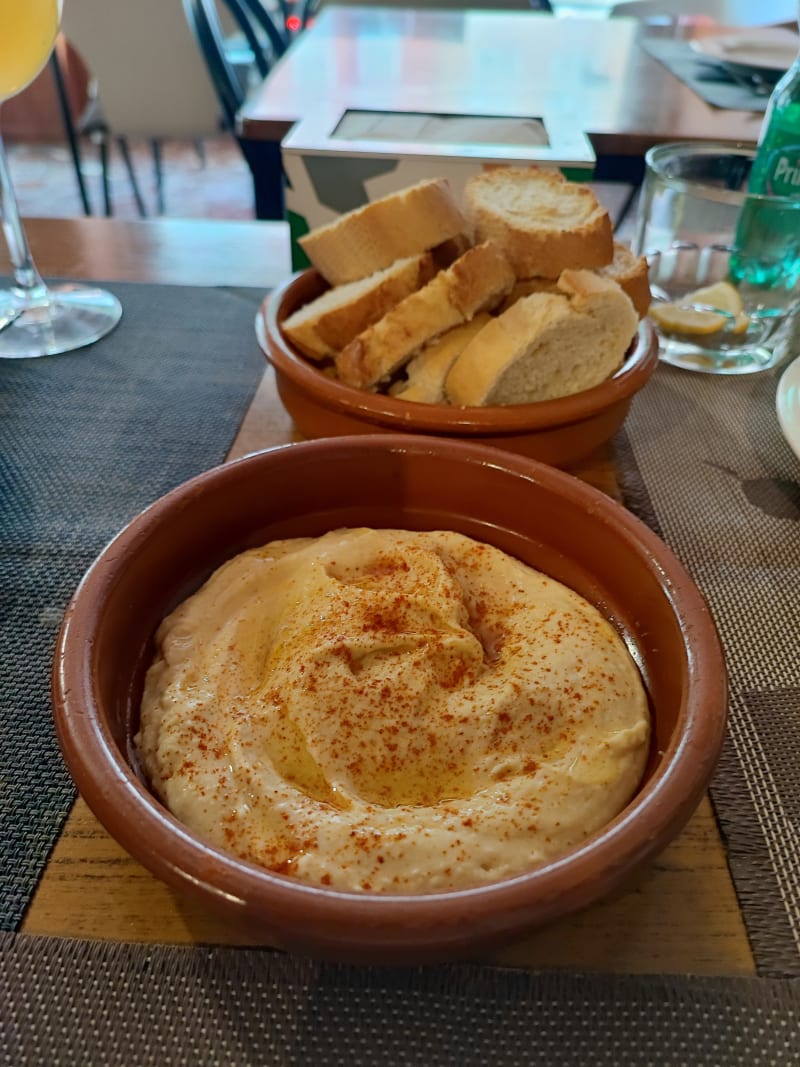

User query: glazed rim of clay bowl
[260,269,659,434]
[52,435,726,962]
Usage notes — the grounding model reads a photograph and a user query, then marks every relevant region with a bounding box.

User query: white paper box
[281,107,597,270]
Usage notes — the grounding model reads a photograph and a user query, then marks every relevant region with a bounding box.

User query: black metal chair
[59,0,243,218]
[183,0,292,218]
[183,0,294,218]
[184,0,291,131]
[48,49,92,216]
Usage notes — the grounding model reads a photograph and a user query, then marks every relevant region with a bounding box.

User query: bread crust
[445,269,638,407]
[596,242,651,319]
[336,242,514,390]
[281,253,437,360]
[497,276,559,313]
[464,167,613,279]
[392,314,492,404]
[299,178,467,287]
[498,243,651,320]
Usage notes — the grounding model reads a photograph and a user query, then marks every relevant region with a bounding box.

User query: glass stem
[0,127,49,306]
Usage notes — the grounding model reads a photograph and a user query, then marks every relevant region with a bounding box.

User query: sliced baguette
[464,167,613,279]
[445,269,638,407]
[391,313,493,404]
[336,242,515,390]
[497,275,559,313]
[281,253,437,360]
[430,232,473,269]
[596,242,651,319]
[497,243,651,320]
[299,178,468,287]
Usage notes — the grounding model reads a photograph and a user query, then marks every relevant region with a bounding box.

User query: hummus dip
[136,528,650,893]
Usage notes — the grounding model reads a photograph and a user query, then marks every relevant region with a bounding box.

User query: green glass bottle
[730,45,800,290]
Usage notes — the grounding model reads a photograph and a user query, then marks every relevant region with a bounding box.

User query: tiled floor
[7,134,255,220]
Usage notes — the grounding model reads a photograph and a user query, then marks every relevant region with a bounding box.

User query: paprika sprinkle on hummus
[136,528,650,893]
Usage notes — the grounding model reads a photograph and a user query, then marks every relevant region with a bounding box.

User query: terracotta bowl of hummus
[257,270,659,469]
[52,435,726,963]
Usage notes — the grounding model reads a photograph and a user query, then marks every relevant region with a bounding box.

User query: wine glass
[0,0,121,359]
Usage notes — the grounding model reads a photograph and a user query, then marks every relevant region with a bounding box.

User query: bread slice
[336,242,515,390]
[596,242,651,319]
[391,313,492,404]
[497,275,559,314]
[281,253,437,361]
[299,178,468,287]
[464,167,614,279]
[497,242,651,320]
[430,233,473,270]
[445,269,638,407]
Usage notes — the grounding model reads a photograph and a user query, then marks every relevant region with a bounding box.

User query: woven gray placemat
[1,934,799,1066]
[0,281,265,931]
[616,360,800,978]
[641,37,771,111]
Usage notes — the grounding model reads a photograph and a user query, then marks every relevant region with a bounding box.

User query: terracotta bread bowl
[52,436,727,964]
[258,269,659,468]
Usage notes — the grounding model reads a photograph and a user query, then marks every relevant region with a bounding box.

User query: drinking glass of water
[633,142,800,375]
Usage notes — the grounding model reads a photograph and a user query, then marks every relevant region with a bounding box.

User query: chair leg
[150,138,165,216]
[49,53,93,215]
[239,137,284,221]
[193,139,207,169]
[97,132,112,216]
[117,136,148,217]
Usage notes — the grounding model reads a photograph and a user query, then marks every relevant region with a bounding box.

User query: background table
[551,0,795,19]
[238,6,771,217]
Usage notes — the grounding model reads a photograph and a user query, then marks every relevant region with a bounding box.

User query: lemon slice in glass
[651,304,727,335]
[651,281,750,336]
[684,281,743,314]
